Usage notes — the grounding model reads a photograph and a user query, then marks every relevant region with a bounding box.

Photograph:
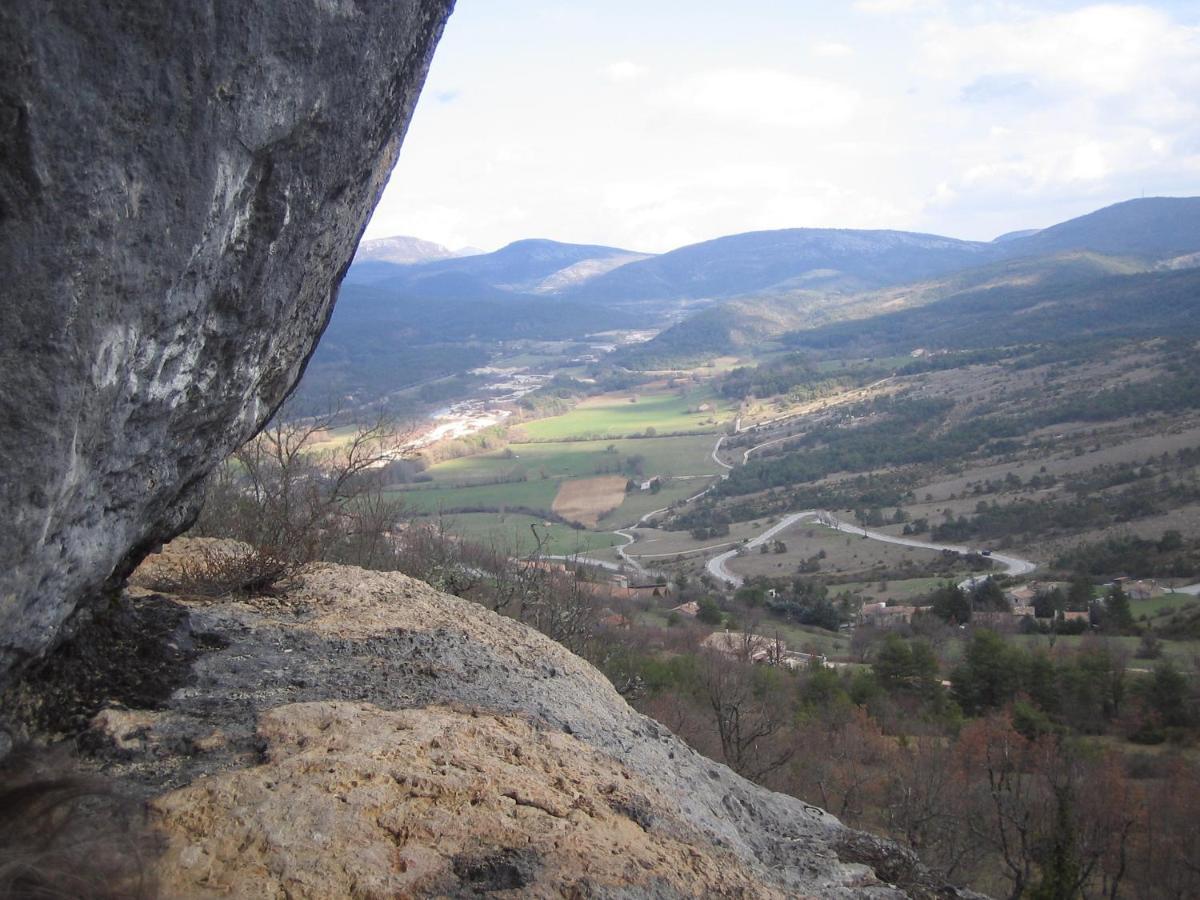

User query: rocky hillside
[9,539,972,899]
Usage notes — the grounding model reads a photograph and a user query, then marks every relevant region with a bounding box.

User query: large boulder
[52,542,972,898]
[0,0,454,678]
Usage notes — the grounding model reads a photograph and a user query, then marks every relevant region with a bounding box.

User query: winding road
[553,410,1038,591]
[705,510,1036,588]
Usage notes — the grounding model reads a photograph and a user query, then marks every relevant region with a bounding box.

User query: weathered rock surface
[56,540,975,898]
[0,0,454,678]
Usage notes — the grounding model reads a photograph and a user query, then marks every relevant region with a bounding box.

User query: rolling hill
[345,238,651,296]
[1000,197,1200,261]
[298,195,1200,402]
[563,228,999,305]
[780,264,1200,356]
[615,198,1200,366]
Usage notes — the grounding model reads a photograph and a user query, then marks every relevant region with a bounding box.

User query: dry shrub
[162,543,303,598]
[133,537,303,599]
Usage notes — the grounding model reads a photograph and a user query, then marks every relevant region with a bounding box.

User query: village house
[671,600,699,618]
[699,630,829,669]
[1113,577,1164,601]
[1005,581,1068,607]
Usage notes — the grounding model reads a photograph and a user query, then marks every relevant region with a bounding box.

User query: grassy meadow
[513,387,732,441]
[410,511,622,557]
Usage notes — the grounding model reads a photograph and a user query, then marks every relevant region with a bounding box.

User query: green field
[829,577,951,602]
[387,478,559,516]
[514,388,731,442]
[1133,592,1199,620]
[427,434,723,486]
[413,511,622,557]
[607,477,716,529]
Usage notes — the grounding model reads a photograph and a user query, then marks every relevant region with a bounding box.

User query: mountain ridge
[349,197,1200,311]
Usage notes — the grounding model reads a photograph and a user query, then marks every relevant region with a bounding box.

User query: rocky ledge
[5,539,977,898]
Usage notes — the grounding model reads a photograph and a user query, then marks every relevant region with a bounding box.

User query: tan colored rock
[153,701,790,899]
[72,543,970,898]
[90,708,163,753]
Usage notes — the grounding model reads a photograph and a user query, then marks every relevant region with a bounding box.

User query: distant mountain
[354,235,464,265]
[781,264,1200,356]
[1000,197,1200,260]
[992,229,1040,243]
[563,229,999,305]
[345,198,1200,310]
[345,238,651,297]
[532,252,653,293]
[618,252,1146,367]
[299,195,1200,405]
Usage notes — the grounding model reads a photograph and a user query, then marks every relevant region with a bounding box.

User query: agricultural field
[386,478,559,517]
[606,477,717,529]
[512,386,732,441]
[426,433,723,485]
[552,476,628,528]
[827,576,953,604]
[621,520,765,560]
[409,511,622,558]
[395,431,727,537]
[1132,592,1200,619]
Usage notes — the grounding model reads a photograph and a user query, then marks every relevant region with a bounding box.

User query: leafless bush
[153,542,301,598]
[191,406,410,594]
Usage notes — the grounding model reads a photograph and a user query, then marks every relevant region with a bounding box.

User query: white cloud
[813,40,854,59]
[602,60,647,83]
[912,3,1200,217]
[854,0,940,15]
[921,5,1200,99]
[366,1,1200,252]
[660,67,860,131]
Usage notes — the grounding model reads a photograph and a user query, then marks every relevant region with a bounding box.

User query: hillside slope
[620,251,1150,366]
[1001,197,1200,261]
[783,264,1200,355]
[567,228,998,304]
[346,238,651,295]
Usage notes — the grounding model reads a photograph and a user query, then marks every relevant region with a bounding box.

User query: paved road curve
[706,511,1037,588]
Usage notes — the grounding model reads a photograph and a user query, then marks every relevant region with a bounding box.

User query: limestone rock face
[0,0,454,677]
[69,542,975,898]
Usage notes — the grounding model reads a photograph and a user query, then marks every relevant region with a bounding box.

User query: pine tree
[1104,582,1134,634]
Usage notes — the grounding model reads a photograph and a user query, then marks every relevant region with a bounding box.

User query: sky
[363,1,1200,254]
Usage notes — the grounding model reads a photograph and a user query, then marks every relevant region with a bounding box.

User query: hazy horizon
[360,192,1197,256]
[364,1,1200,254]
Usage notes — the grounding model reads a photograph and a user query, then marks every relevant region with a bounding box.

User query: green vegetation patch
[412,512,621,557]
[427,434,723,485]
[386,478,560,517]
[514,388,731,441]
